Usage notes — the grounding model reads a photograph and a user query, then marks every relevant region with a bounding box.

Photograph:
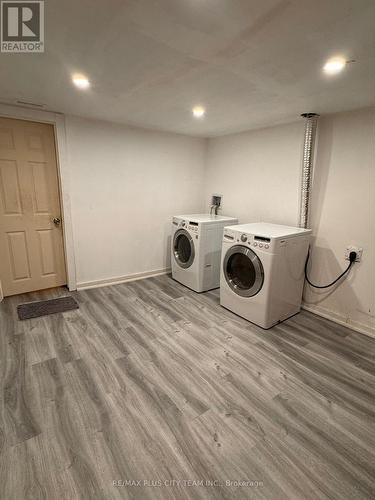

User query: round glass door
[173,229,195,269]
[224,245,264,297]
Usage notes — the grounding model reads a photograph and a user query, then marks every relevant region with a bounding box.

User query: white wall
[205,108,375,337]
[204,121,303,226]
[304,108,375,336]
[65,115,206,287]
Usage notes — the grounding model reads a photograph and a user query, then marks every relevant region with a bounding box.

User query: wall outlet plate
[345,246,363,262]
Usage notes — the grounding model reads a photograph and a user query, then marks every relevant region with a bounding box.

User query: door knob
[53,217,61,226]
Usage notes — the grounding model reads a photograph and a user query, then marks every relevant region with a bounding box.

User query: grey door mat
[17,296,79,320]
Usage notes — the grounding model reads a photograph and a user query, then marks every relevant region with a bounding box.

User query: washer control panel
[247,235,272,250]
[173,218,200,240]
[173,218,200,235]
[223,229,274,251]
[188,221,199,233]
[249,239,271,250]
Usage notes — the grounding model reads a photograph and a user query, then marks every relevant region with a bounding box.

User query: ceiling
[1,0,375,137]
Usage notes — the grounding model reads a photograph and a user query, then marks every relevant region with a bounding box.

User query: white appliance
[220,223,311,328]
[171,214,238,292]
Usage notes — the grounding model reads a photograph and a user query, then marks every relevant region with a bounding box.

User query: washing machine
[220,223,311,328]
[171,214,238,292]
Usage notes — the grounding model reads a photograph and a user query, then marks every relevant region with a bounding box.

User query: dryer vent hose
[299,113,319,229]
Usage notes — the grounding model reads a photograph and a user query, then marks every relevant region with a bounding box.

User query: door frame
[0,103,77,294]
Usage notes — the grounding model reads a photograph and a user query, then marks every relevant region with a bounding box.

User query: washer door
[224,245,264,297]
[173,229,195,269]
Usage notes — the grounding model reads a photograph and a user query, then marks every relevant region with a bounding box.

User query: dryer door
[173,229,195,269]
[224,245,264,297]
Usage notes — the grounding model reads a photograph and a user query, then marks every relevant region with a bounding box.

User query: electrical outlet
[345,246,363,262]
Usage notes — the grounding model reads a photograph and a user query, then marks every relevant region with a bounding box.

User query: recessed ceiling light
[72,74,90,89]
[323,58,346,75]
[192,106,206,118]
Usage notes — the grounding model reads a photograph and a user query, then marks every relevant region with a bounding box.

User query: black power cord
[305,249,357,289]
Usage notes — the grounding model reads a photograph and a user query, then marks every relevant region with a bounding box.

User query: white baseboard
[77,268,171,291]
[302,303,375,339]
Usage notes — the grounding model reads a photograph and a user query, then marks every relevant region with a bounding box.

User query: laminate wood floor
[1,274,375,499]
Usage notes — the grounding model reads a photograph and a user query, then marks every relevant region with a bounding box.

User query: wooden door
[0,117,66,296]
